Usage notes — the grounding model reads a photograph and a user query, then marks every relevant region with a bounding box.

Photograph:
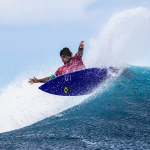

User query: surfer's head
[60,47,72,64]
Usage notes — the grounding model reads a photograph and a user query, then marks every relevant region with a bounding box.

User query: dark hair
[60,47,72,57]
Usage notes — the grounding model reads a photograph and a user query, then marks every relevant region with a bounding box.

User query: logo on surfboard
[64,86,69,94]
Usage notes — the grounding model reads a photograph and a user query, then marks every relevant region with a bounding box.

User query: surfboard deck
[39,68,107,96]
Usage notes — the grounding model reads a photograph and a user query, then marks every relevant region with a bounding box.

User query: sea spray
[85,7,150,68]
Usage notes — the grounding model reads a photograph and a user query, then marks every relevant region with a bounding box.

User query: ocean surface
[0,65,150,150]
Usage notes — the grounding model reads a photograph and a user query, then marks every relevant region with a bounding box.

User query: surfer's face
[61,55,71,64]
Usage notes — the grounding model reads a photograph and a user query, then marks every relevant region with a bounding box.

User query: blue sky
[0,0,150,87]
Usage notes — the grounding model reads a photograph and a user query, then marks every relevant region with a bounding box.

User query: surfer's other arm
[78,40,84,55]
[28,77,51,84]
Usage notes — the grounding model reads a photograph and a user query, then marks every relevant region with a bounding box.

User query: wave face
[0,66,150,149]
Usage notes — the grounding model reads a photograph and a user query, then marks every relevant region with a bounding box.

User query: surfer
[28,41,85,84]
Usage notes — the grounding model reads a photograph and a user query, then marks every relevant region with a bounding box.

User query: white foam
[0,66,89,133]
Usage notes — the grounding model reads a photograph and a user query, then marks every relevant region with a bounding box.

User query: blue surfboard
[39,68,107,96]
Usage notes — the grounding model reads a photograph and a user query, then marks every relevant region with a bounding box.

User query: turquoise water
[0,66,150,149]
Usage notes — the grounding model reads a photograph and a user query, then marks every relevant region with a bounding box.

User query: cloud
[0,0,96,25]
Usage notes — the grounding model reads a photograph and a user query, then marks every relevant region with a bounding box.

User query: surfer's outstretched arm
[28,77,51,84]
[78,40,84,55]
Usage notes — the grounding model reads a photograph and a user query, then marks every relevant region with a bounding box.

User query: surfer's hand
[28,77,38,84]
[79,40,84,48]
